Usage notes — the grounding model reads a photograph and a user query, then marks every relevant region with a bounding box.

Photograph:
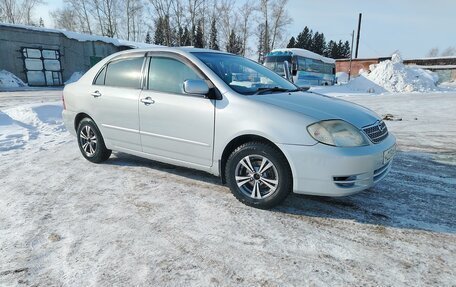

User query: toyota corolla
[62,47,396,209]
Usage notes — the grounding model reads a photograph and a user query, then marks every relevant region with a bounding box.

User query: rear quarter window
[94,66,106,85]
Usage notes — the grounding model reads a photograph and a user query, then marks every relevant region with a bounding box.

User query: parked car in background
[63,47,396,209]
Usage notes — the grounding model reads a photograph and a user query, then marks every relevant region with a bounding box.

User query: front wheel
[225,142,292,209]
[77,118,111,163]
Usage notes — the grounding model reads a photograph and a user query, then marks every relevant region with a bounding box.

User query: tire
[77,118,111,163]
[225,142,292,209]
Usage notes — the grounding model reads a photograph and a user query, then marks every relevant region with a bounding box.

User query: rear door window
[104,57,144,89]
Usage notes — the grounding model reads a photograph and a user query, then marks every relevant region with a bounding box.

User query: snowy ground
[0,90,455,286]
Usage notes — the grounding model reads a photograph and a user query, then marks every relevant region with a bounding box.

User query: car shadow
[106,151,456,234]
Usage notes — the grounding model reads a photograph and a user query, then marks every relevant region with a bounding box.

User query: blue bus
[264,48,336,87]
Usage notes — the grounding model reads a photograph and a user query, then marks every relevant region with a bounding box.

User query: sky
[37,0,456,59]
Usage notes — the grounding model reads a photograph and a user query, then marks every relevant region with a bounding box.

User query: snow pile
[0,70,27,88]
[336,72,349,84]
[440,80,456,88]
[0,102,67,152]
[366,54,439,93]
[65,72,84,84]
[311,73,386,96]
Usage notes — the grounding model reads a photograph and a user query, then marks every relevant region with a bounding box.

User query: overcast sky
[38,0,455,59]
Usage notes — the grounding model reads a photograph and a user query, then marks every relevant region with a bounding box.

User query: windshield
[192,52,297,95]
[264,55,292,75]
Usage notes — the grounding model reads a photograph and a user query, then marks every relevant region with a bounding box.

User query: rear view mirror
[183,79,209,95]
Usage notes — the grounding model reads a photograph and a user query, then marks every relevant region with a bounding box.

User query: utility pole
[355,13,362,58]
[348,30,355,81]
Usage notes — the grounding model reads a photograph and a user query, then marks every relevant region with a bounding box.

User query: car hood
[252,91,380,128]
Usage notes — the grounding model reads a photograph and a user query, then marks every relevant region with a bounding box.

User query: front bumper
[278,134,396,196]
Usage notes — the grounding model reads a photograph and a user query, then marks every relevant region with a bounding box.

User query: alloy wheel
[234,155,279,199]
[79,125,97,157]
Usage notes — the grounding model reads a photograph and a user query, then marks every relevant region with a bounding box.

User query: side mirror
[283,61,294,83]
[183,79,209,95]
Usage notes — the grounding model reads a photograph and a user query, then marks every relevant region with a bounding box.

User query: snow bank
[336,72,349,84]
[0,102,66,152]
[311,74,386,96]
[366,54,440,93]
[0,70,26,88]
[65,72,84,84]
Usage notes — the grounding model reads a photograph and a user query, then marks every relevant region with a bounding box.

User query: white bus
[264,48,336,87]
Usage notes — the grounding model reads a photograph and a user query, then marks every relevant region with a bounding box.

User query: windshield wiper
[253,87,291,95]
[285,87,310,93]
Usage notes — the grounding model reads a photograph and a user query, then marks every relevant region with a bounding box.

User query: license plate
[383,144,396,164]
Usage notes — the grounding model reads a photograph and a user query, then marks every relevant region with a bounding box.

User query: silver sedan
[62,47,396,209]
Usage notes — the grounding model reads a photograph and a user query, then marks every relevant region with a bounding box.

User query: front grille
[363,121,388,144]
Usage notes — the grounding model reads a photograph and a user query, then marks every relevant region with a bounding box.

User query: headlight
[307,120,369,147]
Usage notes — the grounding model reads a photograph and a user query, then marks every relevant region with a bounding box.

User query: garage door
[22,47,63,86]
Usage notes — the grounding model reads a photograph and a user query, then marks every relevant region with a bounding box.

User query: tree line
[42,0,293,59]
[286,26,351,59]
[1,0,354,60]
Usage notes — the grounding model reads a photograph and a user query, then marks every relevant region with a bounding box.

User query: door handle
[91,90,102,98]
[140,97,155,105]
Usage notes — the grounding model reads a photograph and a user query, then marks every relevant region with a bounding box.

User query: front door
[139,55,215,167]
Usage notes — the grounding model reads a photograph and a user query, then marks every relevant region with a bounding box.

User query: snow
[366,54,440,93]
[65,72,84,84]
[0,23,158,49]
[313,54,456,96]
[336,71,349,84]
[271,48,336,64]
[312,74,387,96]
[0,90,455,286]
[0,70,27,89]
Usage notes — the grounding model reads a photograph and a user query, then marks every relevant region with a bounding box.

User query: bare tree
[257,0,292,54]
[269,0,292,50]
[217,0,237,50]
[89,0,120,37]
[22,0,44,25]
[51,0,93,33]
[426,48,439,58]
[0,0,44,24]
[0,0,21,23]
[51,6,79,31]
[441,46,456,57]
[238,1,256,56]
[148,0,173,45]
[124,0,144,41]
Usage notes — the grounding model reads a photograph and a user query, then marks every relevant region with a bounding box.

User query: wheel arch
[219,134,292,184]
[74,112,94,132]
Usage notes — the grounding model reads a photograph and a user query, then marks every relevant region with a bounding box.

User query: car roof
[113,46,231,57]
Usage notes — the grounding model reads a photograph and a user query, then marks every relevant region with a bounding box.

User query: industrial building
[0,23,152,86]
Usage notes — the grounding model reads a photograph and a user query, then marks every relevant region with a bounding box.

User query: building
[336,56,456,82]
[0,23,153,86]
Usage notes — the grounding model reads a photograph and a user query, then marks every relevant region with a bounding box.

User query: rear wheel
[225,142,292,209]
[77,118,111,163]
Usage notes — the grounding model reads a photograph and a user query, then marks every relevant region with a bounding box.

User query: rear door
[138,54,215,167]
[90,55,145,151]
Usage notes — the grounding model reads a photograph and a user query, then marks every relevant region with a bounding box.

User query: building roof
[0,22,158,49]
